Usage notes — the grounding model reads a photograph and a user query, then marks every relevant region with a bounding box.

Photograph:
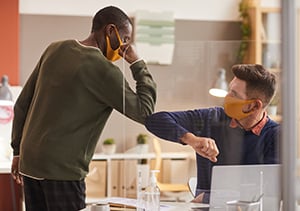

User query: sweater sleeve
[145,107,226,143]
[82,58,157,125]
[145,111,189,143]
[11,60,41,156]
[109,59,156,124]
[128,60,157,123]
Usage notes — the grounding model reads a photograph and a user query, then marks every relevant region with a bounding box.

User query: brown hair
[232,64,277,107]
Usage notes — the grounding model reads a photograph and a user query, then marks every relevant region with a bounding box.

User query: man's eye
[227,91,236,98]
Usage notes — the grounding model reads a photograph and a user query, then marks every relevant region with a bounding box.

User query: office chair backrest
[188,177,197,197]
[151,138,190,193]
[152,138,162,172]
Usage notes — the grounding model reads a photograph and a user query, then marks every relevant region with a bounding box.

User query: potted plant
[101,138,116,155]
[237,0,251,63]
[136,133,149,153]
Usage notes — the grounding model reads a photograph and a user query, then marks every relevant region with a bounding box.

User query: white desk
[0,152,190,174]
[92,152,190,160]
[92,152,191,197]
[161,201,209,210]
[84,198,209,211]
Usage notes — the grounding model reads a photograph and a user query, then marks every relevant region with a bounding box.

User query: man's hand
[191,192,204,203]
[11,156,23,185]
[181,132,219,162]
[119,44,140,64]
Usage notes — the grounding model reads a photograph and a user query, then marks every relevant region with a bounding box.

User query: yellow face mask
[224,95,256,120]
[106,27,123,61]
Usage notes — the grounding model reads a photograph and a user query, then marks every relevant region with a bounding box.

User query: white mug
[90,203,110,211]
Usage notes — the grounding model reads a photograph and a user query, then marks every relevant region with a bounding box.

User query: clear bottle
[144,170,160,211]
[136,159,149,211]
[136,169,144,211]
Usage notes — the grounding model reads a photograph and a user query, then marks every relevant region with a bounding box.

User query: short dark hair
[91,6,132,32]
[232,64,277,106]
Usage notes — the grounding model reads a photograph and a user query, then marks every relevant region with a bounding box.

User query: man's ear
[243,99,262,113]
[105,24,115,36]
[252,99,263,111]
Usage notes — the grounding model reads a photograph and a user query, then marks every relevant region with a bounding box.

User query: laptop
[209,164,282,211]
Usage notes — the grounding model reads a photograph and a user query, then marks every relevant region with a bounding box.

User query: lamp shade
[209,68,228,98]
[0,75,13,101]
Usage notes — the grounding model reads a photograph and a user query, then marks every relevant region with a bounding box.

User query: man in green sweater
[10,6,156,211]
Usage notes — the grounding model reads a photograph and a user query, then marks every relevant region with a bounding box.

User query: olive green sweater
[11,40,156,180]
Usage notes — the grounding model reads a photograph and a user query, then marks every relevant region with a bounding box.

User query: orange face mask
[106,27,123,61]
[223,95,256,120]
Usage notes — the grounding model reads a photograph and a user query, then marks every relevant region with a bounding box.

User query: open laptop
[209,164,282,211]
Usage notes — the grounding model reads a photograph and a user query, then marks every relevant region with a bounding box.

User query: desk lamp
[0,75,14,123]
[0,75,14,161]
[209,68,228,97]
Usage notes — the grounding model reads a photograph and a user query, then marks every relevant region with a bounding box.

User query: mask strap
[114,27,123,47]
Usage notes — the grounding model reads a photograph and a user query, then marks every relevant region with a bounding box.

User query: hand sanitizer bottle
[144,170,160,211]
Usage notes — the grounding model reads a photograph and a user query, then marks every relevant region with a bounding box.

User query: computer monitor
[209,164,281,211]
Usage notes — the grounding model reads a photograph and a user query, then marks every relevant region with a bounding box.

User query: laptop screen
[209,164,281,211]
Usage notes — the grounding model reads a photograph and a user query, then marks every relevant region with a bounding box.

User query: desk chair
[151,138,190,201]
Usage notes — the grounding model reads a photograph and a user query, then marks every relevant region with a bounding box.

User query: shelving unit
[85,152,190,199]
[245,1,282,122]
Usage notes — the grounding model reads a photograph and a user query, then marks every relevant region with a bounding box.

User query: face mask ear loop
[121,47,127,115]
[121,46,128,160]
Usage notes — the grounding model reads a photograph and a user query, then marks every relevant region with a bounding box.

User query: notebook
[209,164,282,211]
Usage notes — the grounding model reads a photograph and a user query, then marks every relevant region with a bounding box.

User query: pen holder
[226,200,260,211]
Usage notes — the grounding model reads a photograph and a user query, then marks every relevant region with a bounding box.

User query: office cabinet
[160,159,190,184]
[113,160,138,198]
[0,174,23,211]
[85,153,191,199]
[86,159,140,198]
[247,5,281,68]
[85,161,107,198]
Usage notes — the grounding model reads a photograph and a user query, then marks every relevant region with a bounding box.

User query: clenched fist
[181,132,219,162]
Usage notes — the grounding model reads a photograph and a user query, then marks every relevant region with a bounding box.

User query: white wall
[19,0,241,21]
[18,0,245,157]
[19,0,283,20]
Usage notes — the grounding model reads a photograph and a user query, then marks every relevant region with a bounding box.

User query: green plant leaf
[103,138,115,145]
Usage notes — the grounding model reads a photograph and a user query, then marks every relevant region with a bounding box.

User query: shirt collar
[229,112,268,136]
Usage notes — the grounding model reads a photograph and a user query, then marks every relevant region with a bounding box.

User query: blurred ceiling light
[209,68,228,98]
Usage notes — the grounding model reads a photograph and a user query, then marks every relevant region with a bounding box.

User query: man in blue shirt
[145,64,280,203]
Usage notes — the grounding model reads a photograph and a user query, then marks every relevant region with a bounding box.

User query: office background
[1,0,299,210]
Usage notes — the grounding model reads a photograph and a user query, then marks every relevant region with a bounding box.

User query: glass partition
[295,0,300,208]
[19,3,300,209]
[98,39,284,209]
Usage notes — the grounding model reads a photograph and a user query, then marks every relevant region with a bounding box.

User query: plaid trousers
[23,176,86,211]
